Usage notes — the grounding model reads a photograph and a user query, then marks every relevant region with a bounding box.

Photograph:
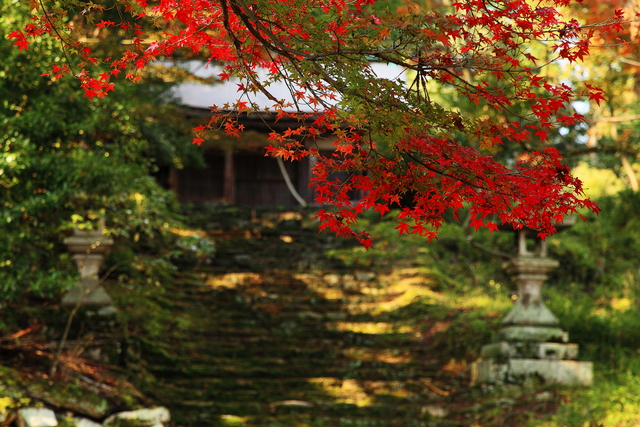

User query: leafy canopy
[11,0,623,246]
[554,0,640,189]
[0,0,200,301]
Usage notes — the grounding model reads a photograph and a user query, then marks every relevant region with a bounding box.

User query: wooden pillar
[224,147,236,204]
[168,168,180,201]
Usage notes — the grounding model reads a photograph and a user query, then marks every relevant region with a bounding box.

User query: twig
[421,378,450,396]
[50,258,122,378]
[0,324,42,341]
[467,239,513,260]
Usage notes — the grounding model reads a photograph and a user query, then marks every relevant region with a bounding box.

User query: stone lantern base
[61,277,114,309]
[471,337,593,386]
[61,231,115,314]
[49,227,120,363]
[472,253,593,386]
[472,357,593,386]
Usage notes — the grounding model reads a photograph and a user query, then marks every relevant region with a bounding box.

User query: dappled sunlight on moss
[368,277,447,316]
[369,290,443,314]
[98,206,640,426]
[168,227,207,238]
[441,359,469,377]
[456,293,512,314]
[341,348,413,364]
[327,321,413,334]
[610,297,633,312]
[318,288,348,300]
[205,272,264,289]
[538,363,640,427]
[320,379,373,406]
[219,414,250,426]
[306,378,419,407]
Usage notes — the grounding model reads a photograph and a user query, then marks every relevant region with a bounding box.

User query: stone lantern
[471,221,593,386]
[62,227,114,312]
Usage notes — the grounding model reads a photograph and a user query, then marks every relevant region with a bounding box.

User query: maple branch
[230,0,542,84]
[229,0,304,59]
[229,2,360,118]
[267,55,335,113]
[223,0,340,117]
[37,0,76,76]
[587,114,640,123]
[220,0,282,105]
[228,2,410,64]
[403,151,509,196]
[563,145,640,158]
[16,0,603,242]
[467,238,513,260]
[579,17,640,29]
[437,69,528,121]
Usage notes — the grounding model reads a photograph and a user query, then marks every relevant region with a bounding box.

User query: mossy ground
[3,206,640,426]
[103,207,565,427]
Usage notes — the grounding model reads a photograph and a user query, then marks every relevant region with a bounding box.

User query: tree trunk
[621,154,639,192]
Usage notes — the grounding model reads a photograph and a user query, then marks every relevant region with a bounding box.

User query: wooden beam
[224,148,236,204]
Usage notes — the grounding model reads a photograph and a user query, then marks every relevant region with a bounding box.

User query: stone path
[111,210,560,427]
[136,268,462,426]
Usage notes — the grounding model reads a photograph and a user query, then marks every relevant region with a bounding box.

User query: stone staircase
[135,268,458,426]
[110,209,550,427]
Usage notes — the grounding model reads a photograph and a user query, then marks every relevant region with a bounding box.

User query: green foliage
[0,366,30,406]
[326,198,640,426]
[547,291,640,363]
[172,233,217,266]
[547,189,640,297]
[572,162,626,199]
[0,1,208,302]
[327,210,512,295]
[537,288,640,427]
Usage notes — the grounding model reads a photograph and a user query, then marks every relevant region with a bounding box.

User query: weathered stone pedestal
[472,227,593,386]
[62,228,115,313]
[50,228,121,363]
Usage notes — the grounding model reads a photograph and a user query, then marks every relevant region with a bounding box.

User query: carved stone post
[499,257,564,342]
[62,228,114,312]
[471,225,593,386]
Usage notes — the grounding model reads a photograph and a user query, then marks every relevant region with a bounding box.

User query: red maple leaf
[7,30,29,51]
[12,0,612,245]
[585,83,606,106]
[96,20,116,29]
[374,203,390,217]
[395,222,410,236]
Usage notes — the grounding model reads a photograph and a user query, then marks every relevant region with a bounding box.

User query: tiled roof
[172,60,406,113]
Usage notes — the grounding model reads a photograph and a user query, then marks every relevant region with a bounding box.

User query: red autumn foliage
[13,0,625,246]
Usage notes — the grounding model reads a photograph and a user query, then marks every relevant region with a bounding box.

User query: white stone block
[17,408,57,427]
[471,358,593,386]
[509,359,593,386]
[74,417,101,427]
[480,341,579,360]
[421,404,448,418]
[535,342,578,360]
[499,325,568,342]
[103,407,170,427]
